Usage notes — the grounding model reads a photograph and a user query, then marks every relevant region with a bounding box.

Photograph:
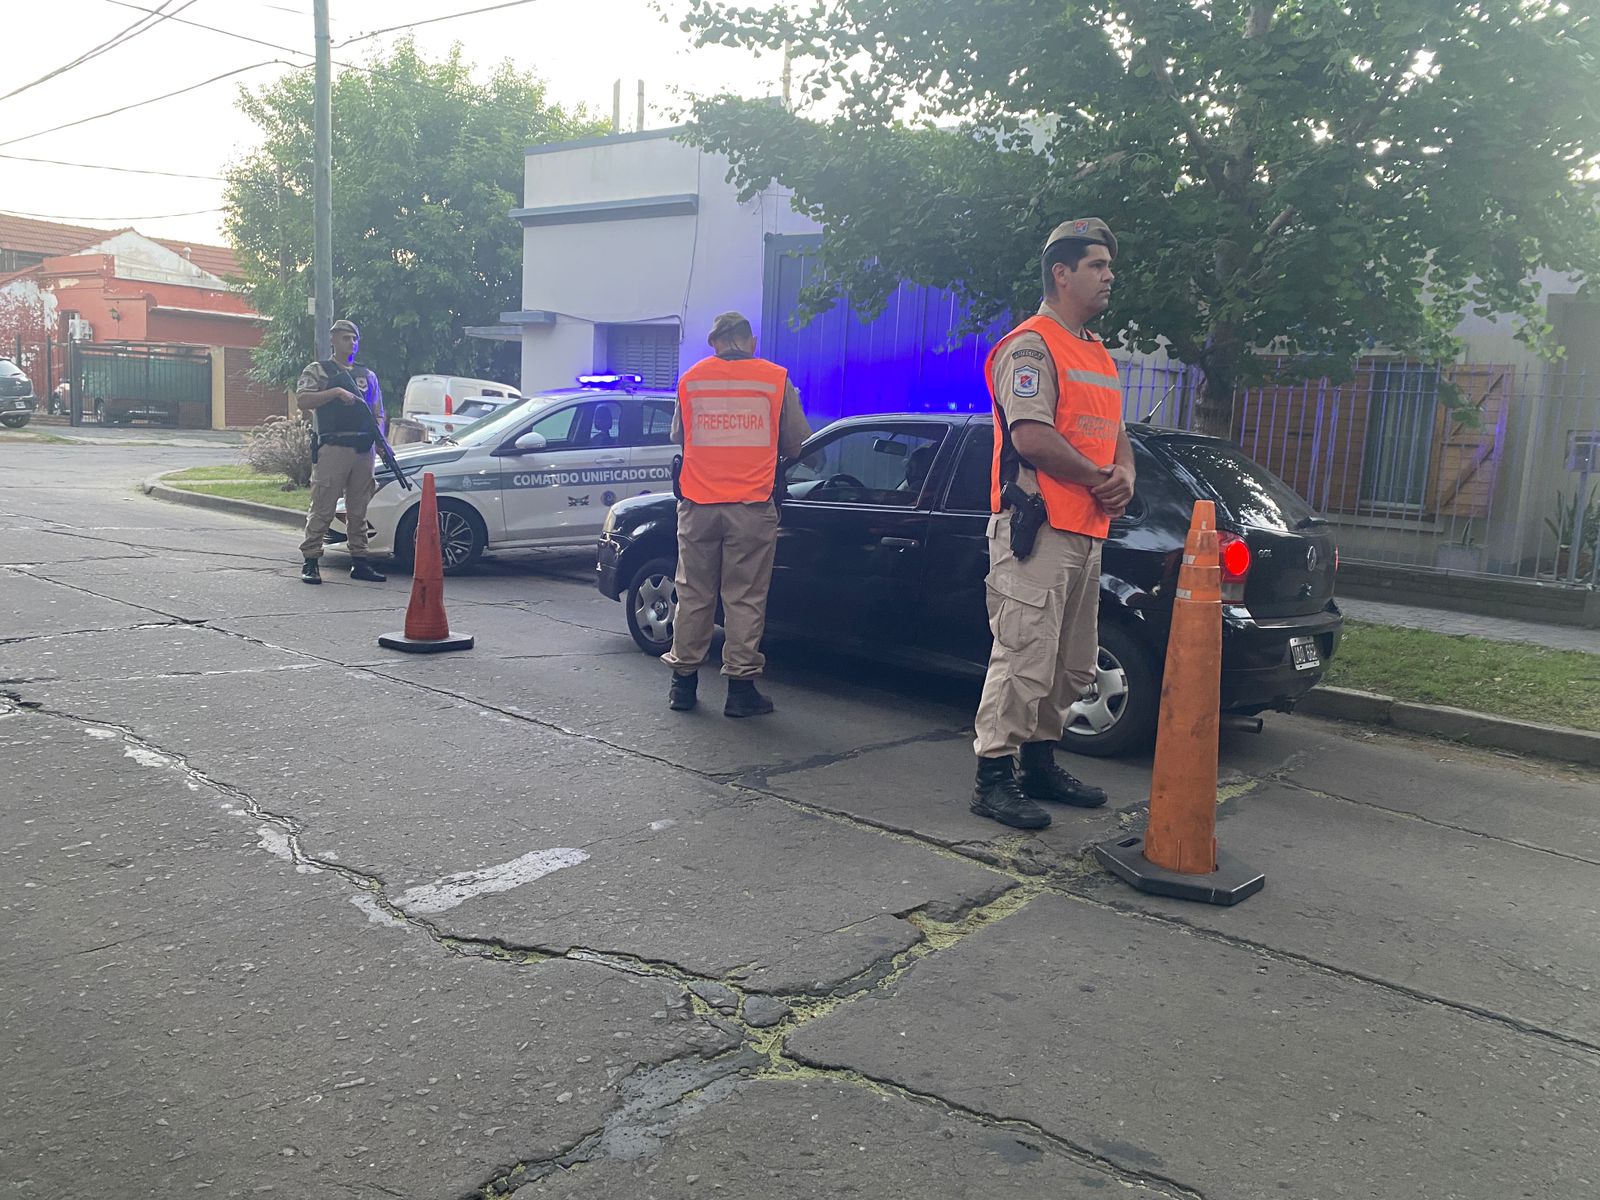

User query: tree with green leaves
[224,39,604,401]
[683,1,1600,435]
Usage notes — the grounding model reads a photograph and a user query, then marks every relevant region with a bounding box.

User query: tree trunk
[1194,369,1236,440]
[1193,333,1242,440]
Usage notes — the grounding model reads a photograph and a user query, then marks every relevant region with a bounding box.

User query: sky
[0,0,790,248]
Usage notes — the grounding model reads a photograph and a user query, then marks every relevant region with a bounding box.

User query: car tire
[0,414,28,429]
[1061,620,1160,758]
[625,556,678,657]
[393,500,485,575]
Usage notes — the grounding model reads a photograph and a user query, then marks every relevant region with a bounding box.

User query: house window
[1360,363,1438,509]
[604,324,679,388]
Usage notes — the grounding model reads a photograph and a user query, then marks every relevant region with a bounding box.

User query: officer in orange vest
[970,218,1136,829]
[663,311,811,716]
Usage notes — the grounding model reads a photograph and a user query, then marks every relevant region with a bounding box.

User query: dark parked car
[0,358,38,429]
[596,414,1343,755]
[94,395,179,426]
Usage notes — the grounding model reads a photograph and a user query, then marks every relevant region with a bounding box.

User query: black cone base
[378,630,474,654]
[1093,834,1264,906]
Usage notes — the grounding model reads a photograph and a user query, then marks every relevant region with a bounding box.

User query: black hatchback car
[596,413,1342,755]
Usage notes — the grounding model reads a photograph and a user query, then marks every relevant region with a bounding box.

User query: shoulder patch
[1010,347,1046,361]
[1012,365,1041,398]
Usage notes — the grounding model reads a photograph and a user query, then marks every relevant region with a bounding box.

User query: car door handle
[880,537,919,549]
[593,456,626,466]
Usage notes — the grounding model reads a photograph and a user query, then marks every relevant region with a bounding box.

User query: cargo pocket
[986,571,1052,653]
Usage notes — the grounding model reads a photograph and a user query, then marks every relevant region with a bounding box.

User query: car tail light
[444,392,454,415]
[1218,531,1250,602]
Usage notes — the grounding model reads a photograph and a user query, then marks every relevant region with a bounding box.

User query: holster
[1002,482,1048,560]
[994,398,1048,560]
[671,454,684,502]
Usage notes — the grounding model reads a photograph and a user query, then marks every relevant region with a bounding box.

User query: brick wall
[222,346,289,428]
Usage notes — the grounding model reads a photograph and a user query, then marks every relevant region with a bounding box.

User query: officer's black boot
[668,671,698,712]
[970,756,1051,830]
[724,678,774,718]
[1018,740,1108,808]
[349,558,387,582]
[300,558,322,585]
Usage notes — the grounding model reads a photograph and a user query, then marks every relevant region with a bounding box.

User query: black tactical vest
[314,360,374,447]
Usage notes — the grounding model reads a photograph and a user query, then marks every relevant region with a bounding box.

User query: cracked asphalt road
[3,440,1599,1199]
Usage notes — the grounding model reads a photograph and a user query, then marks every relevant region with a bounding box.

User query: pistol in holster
[671,454,684,502]
[1002,482,1048,561]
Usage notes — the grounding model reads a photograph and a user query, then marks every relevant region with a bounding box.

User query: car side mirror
[513,431,547,452]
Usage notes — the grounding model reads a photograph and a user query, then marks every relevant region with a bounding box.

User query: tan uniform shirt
[988,304,1116,496]
[670,351,811,460]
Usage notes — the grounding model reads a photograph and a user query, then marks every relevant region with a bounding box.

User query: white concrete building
[509,128,816,393]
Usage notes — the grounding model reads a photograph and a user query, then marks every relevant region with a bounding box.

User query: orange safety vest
[677,354,787,505]
[987,315,1123,539]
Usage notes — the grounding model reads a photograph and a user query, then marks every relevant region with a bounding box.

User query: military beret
[706,311,753,346]
[1043,218,1117,260]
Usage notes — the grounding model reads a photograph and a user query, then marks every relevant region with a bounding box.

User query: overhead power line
[0,152,223,180]
[338,0,545,47]
[1,1,198,104]
[0,0,552,152]
[0,206,223,221]
[0,60,289,149]
[99,0,312,57]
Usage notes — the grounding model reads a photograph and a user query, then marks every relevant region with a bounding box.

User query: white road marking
[394,848,589,915]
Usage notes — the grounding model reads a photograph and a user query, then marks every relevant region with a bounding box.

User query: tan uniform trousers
[973,517,1102,759]
[299,442,377,560]
[661,499,779,679]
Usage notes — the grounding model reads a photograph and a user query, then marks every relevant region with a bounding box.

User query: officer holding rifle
[295,319,392,585]
[969,219,1136,830]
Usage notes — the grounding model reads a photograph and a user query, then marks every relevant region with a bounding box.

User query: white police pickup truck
[333,375,678,573]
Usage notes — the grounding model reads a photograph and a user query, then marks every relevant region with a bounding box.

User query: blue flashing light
[577,372,644,389]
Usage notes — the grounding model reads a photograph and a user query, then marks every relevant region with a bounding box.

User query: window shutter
[605,325,680,388]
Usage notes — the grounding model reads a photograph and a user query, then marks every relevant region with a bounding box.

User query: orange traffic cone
[378,472,474,654]
[1094,500,1264,905]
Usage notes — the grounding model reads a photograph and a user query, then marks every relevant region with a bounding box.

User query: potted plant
[1435,517,1483,572]
[1545,485,1599,580]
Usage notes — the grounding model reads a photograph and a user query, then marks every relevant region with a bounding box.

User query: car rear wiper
[1295,515,1329,529]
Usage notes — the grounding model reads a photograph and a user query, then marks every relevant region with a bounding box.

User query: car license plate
[1289,636,1321,671]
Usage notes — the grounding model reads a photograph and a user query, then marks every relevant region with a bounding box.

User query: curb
[1298,686,1600,767]
[140,474,304,528]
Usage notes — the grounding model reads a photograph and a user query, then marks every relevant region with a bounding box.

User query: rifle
[320,360,412,491]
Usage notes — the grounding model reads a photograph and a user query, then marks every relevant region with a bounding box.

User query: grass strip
[165,465,306,511]
[1325,621,1600,733]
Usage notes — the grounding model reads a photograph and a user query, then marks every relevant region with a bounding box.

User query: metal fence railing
[1114,355,1600,589]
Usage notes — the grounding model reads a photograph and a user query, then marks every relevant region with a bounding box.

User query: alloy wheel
[633,573,676,645]
[1064,647,1131,737]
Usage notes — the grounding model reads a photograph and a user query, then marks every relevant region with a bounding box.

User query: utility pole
[313,0,333,361]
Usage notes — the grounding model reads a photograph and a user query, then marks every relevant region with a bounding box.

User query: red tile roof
[153,239,239,280]
[0,214,238,280]
[0,213,122,258]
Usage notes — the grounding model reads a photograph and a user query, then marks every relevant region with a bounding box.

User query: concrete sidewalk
[1342,595,1598,654]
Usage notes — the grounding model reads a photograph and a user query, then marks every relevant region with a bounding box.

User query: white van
[401,374,523,420]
